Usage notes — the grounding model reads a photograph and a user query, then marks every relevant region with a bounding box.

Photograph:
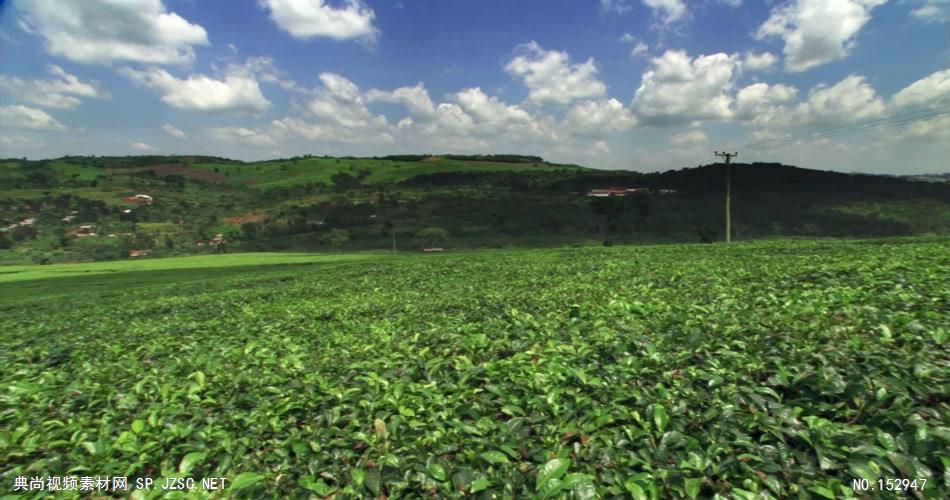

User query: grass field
[1,239,948,498]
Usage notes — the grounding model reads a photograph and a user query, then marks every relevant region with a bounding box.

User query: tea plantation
[1,238,948,498]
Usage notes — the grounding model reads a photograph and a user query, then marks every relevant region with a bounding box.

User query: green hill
[1,154,948,263]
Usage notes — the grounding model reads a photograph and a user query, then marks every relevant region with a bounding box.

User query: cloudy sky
[0,0,947,173]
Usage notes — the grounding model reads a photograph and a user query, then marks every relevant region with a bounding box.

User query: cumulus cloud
[504,42,607,105]
[669,130,708,146]
[119,66,271,115]
[736,74,885,127]
[308,73,388,130]
[891,69,950,109]
[268,73,392,144]
[229,56,304,93]
[130,142,156,152]
[642,0,688,25]
[619,33,650,58]
[592,140,611,156]
[910,1,950,23]
[366,83,436,117]
[797,74,886,123]
[259,0,378,42]
[15,0,208,65]
[892,114,950,141]
[0,65,110,109]
[600,0,634,14]
[563,99,637,136]
[743,52,777,71]
[0,104,65,130]
[162,124,186,139]
[0,134,44,150]
[631,50,739,126]
[756,0,887,73]
[735,82,799,126]
[208,127,275,146]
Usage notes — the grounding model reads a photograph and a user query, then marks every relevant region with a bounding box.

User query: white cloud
[669,130,708,146]
[15,0,208,65]
[910,1,950,22]
[259,0,378,42]
[563,99,637,136]
[743,52,777,71]
[0,105,65,130]
[642,0,688,25]
[796,74,886,123]
[0,65,109,109]
[756,0,887,73]
[892,114,950,141]
[229,56,304,93]
[308,72,388,129]
[601,0,634,14]
[737,75,885,127]
[269,73,392,144]
[504,42,607,106]
[119,66,271,115]
[736,82,799,126]
[366,83,436,117]
[891,69,950,109]
[0,134,43,150]
[208,127,275,146]
[620,33,650,58]
[592,140,611,156]
[631,50,739,126]
[131,142,156,152]
[162,124,187,139]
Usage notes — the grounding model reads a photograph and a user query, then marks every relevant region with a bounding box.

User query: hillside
[1,154,949,263]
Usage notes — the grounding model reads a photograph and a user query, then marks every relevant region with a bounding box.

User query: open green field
[2,239,949,498]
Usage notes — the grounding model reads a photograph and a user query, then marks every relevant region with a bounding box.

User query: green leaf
[299,478,337,496]
[351,468,365,486]
[178,452,205,474]
[536,458,570,492]
[807,485,835,499]
[480,451,509,464]
[227,472,263,493]
[684,477,702,499]
[427,463,447,482]
[470,478,490,493]
[652,404,669,433]
[562,473,596,500]
[131,420,145,434]
[624,479,647,500]
[848,461,878,483]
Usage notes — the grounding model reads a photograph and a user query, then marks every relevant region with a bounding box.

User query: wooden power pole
[715,151,738,243]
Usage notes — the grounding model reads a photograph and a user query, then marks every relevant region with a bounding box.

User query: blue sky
[0,0,947,174]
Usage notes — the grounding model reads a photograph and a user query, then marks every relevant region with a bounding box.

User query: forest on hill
[1,154,948,263]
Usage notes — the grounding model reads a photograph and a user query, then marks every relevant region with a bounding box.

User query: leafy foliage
[1,238,948,498]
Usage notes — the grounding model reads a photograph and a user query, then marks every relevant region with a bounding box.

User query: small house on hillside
[129,249,151,258]
[123,194,154,205]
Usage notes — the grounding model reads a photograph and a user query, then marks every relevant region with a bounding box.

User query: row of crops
[2,238,948,498]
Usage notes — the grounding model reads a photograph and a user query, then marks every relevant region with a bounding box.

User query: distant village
[1,191,226,259]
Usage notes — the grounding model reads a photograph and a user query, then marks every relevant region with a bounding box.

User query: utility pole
[714,151,738,243]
